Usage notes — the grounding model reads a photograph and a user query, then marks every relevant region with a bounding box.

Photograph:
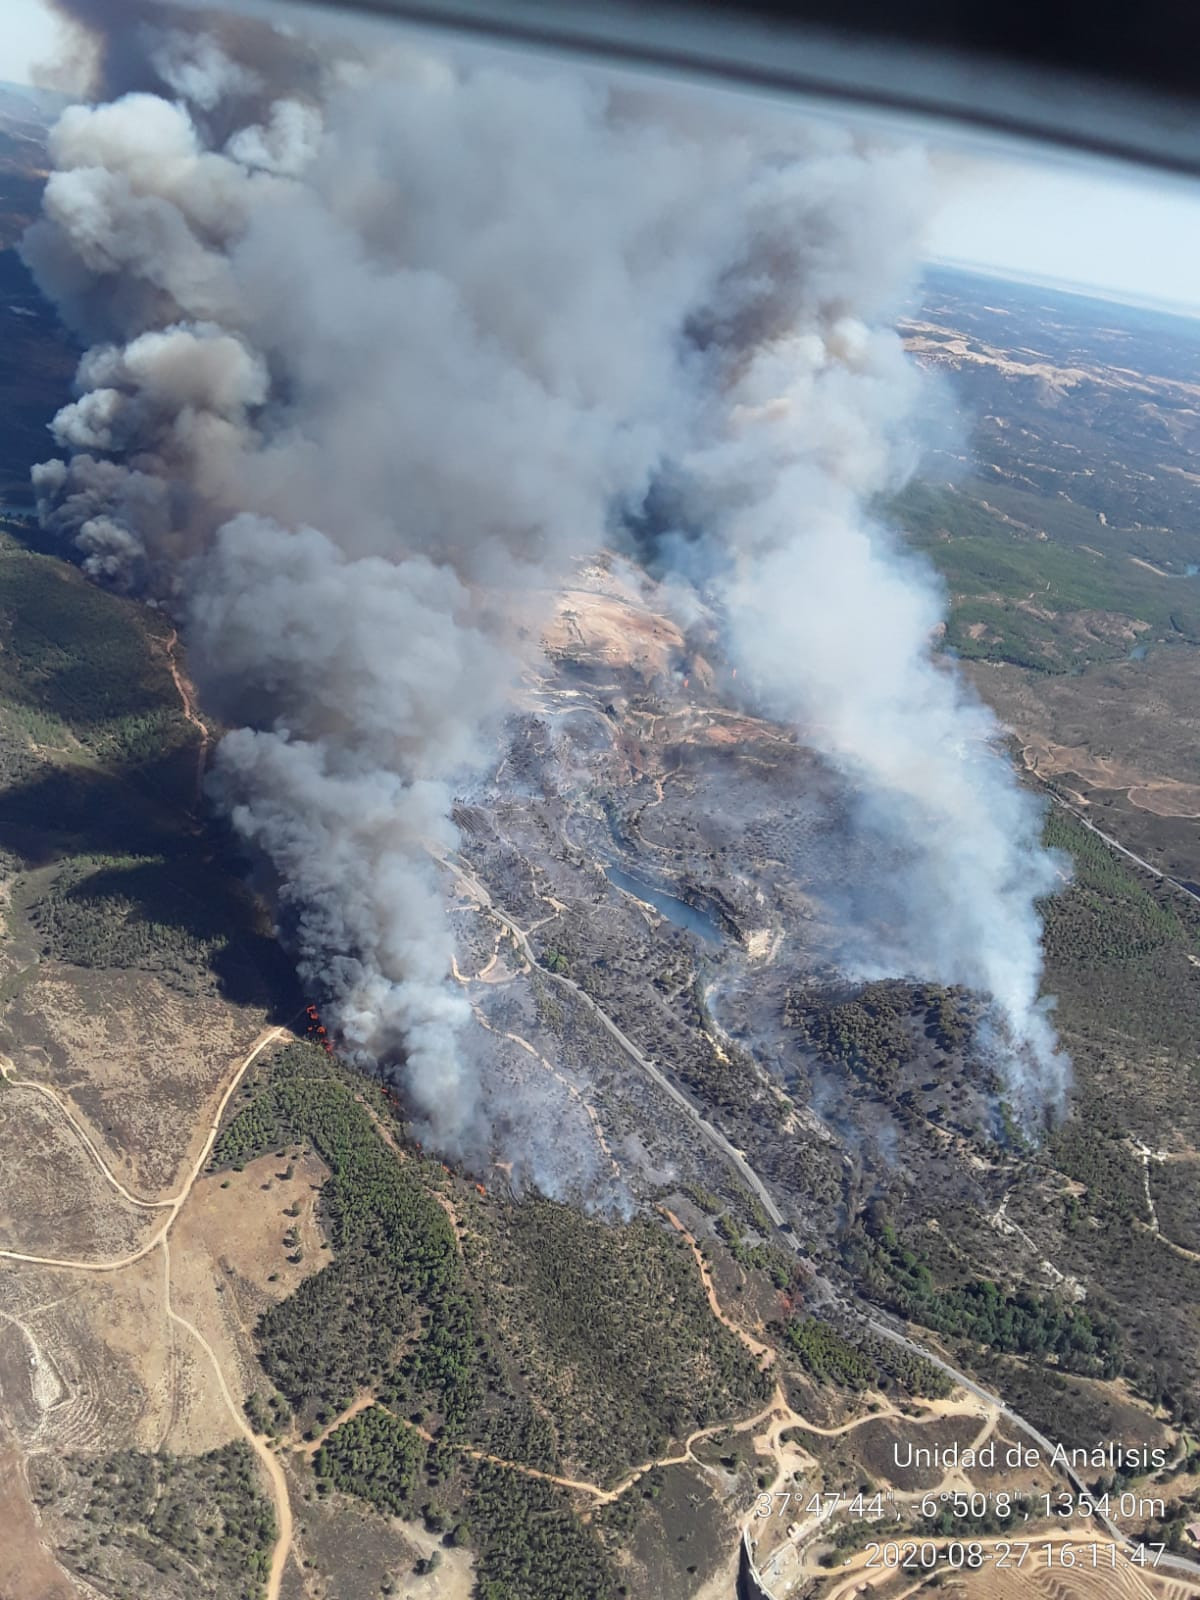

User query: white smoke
[676,322,1068,1111]
[24,1,1067,1161]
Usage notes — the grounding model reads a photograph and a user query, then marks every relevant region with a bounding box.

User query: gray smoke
[25,0,1066,1164]
[672,331,1067,1109]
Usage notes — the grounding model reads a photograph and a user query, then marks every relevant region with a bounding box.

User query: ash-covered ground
[444,556,1018,1266]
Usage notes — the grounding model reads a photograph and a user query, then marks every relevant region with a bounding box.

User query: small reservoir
[604,863,723,944]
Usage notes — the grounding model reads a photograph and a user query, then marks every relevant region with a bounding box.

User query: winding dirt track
[394,1396,786,1505]
[161,1235,293,1600]
[0,1062,171,1212]
[300,1391,378,1457]
[298,1197,993,1525]
[661,1208,775,1368]
[442,846,1200,1586]
[0,1025,294,1600]
[161,626,211,806]
[0,1026,285,1272]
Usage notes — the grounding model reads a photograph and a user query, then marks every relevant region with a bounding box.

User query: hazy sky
[4,0,1200,312]
[925,148,1200,313]
[3,0,64,87]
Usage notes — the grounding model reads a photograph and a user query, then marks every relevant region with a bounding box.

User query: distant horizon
[6,0,1200,328]
[921,254,1200,323]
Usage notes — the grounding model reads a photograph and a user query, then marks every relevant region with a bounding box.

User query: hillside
[893,266,1200,893]
[3,105,1200,1600]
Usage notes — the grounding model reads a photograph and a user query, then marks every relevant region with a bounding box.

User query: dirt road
[161,626,212,806]
[394,1395,786,1505]
[162,1236,293,1600]
[444,849,1200,1587]
[0,1024,294,1597]
[0,1025,286,1272]
[0,1061,171,1211]
[661,1208,775,1368]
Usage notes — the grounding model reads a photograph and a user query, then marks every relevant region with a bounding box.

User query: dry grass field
[5,968,274,1197]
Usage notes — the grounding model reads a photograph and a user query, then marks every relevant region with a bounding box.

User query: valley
[1,83,1199,1600]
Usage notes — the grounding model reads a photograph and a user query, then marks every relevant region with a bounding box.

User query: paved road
[443,853,788,1232]
[827,788,1200,1584]
[860,1314,1128,1535]
[859,1315,1200,1584]
[448,849,1200,1585]
[1049,789,1200,908]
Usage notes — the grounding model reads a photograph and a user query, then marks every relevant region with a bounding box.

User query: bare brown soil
[6,968,269,1195]
[177,1150,330,1314]
[0,1436,79,1600]
[0,1084,149,1258]
[0,1252,173,1452]
[284,1459,475,1600]
[0,1017,298,1596]
[1022,739,1200,819]
[1127,784,1200,819]
[901,320,1200,407]
[966,649,1200,885]
[542,579,685,679]
[155,1153,331,1457]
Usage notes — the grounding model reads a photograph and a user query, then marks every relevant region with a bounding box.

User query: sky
[925,148,1200,315]
[2,0,65,88]
[4,0,1200,313]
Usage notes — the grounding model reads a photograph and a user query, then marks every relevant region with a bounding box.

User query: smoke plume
[26,0,1066,1162]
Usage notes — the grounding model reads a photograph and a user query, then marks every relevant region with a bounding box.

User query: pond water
[604,863,723,944]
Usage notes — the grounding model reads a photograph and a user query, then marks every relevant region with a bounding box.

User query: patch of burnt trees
[787,981,974,1094]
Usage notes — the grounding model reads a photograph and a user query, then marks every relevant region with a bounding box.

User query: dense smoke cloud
[673,334,1067,1107]
[26,0,1066,1164]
